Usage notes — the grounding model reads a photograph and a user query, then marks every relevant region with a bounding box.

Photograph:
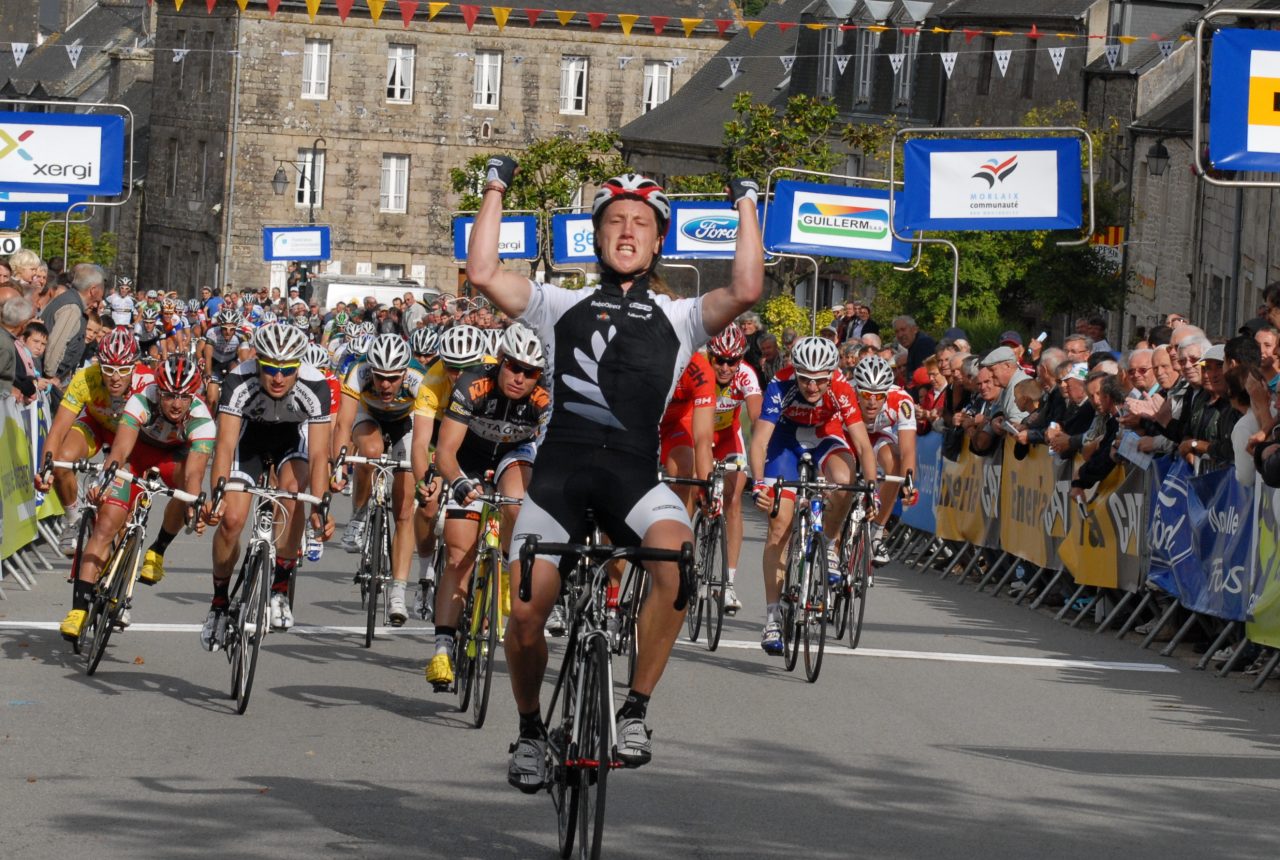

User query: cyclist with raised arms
[849,355,919,565]
[425,322,550,690]
[466,159,762,790]
[203,308,252,405]
[749,336,878,656]
[331,333,426,626]
[36,330,154,556]
[58,356,214,640]
[200,323,335,649]
[706,323,762,615]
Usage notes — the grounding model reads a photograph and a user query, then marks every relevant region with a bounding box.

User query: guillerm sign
[0,112,126,196]
[763,180,913,263]
[899,138,1082,232]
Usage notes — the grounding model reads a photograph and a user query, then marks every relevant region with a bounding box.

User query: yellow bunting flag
[427,1,447,20]
[618,13,638,36]
[805,23,826,30]
[992,29,1013,36]
[367,0,385,19]
[744,20,765,38]
[492,6,510,29]
[305,0,320,20]
[174,0,184,11]
[866,25,887,33]
[235,0,248,10]
[555,9,574,25]
[681,17,702,37]
[1118,35,1137,44]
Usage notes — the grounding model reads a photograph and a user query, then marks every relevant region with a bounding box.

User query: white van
[310,275,442,311]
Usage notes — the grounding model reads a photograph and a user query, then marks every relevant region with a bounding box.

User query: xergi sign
[0,112,126,196]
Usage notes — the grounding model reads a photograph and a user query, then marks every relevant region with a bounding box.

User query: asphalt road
[4,497,1280,859]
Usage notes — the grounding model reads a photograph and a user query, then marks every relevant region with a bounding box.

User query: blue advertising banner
[899,430,941,533]
[1146,456,1183,596]
[0,190,87,211]
[1208,28,1280,172]
[262,225,331,262]
[551,213,595,264]
[763,180,913,263]
[0,210,18,230]
[899,137,1082,232]
[453,215,538,261]
[0,112,126,196]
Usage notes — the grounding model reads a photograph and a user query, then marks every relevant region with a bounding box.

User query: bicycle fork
[565,628,622,770]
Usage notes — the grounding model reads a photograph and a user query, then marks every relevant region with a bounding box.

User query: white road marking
[0,621,434,636]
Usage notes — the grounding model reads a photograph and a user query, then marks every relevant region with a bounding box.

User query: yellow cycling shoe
[139,550,165,585]
[60,609,87,642]
[425,652,454,690]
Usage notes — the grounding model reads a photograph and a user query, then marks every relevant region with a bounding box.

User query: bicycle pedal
[430,681,452,693]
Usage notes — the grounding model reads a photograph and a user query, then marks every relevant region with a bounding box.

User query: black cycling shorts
[231,421,308,485]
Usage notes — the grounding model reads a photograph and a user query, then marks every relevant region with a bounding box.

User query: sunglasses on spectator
[259,361,300,377]
[796,374,830,386]
[711,355,741,366]
[504,358,542,379]
[100,364,133,377]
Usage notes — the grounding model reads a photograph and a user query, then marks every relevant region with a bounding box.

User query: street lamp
[1147,140,1170,177]
[271,136,327,224]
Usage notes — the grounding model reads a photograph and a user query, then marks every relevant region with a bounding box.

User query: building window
[560,56,589,115]
[174,30,186,90]
[473,51,502,109]
[168,137,179,197]
[853,29,876,105]
[296,148,325,208]
[380,154,409,213]
[643,61,671,112]
[386,44,414,103]
[977,36,995,96]
[376,263,404,279]
[302,39,331,100]
[894,31,918,107]
[818,27,838,98]
[201,31,215,92]
[1021,39,1036,99]
[198,140,208,199]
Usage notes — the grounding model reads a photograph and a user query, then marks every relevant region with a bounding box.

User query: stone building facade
[140,0,732,296]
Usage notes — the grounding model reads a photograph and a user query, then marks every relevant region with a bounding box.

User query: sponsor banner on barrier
[550,213,595,264]
[1246,479,1280,647]
[0,112,126,196]
[899,137,1083,232]
[665,201,742,260]
[452,215,539,261]
[936,445,1001,548]
[1059,463,1149,592]
[998,438,1064,570]
[762,179,914,263]
[1208,28,1280,172]
[0,397,37,559]
[899,431,941,533]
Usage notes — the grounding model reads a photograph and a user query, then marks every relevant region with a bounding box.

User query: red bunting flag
[839,24,857,31]
[650,15,669,34]
[963,28,980,43]
[398,0,417,26]
[902,27,918,36]
[460,3,479,29]
[586,11,605,29]
[206,0,216,13]
[777,21,795,32]
[1027,24,1041,39]
[266,0,280,15]
[1150,32,1162,40]
[715,19,732,36]
[525,8,542,26]
[335,0,354,20]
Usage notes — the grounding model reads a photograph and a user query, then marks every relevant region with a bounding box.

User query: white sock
[389,581,406,601]
[727,567,737,584]
[418,553,435,580]
[765,602,779,624]
[871,523,885,542]
[434,634,453,656]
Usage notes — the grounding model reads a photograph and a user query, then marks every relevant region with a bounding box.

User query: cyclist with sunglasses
[707,324,762,615]
[749,336,878,656]
[425,322,549,690]
[157,300,190,361]
[36,330,155,556]
[201,323,336,648]
[659,350,715,514]
[849,355,919,566]
[332,333,427,625]
[134,309,164,363]
[203,309,252,405]
[58,356,213,641]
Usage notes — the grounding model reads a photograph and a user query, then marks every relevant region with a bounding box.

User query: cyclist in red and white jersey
[849,355,919,565]
[659,350,715,513]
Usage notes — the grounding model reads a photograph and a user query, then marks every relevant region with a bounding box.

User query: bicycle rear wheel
[617,564,646,688]
[701,515,729,652]
[552,647,581,859]
[802,540,830,683]
[848,521,870,649]
[85,532,140,676]
[576,634,612,860]
[471,548,502,728]
[234,547,271,715]
[455,588,476,713]
[66,506,97,586]
[364,505,387,649]
[782,519,806,673]
[685,512,706,643]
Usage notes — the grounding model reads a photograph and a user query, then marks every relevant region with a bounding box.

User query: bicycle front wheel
[234,547,271,715]
[848,521,871,650]
[782,520,806,673]
[364,505,388,648]
[471,548,501,728]
[702,515,729,652]
[455,588,476,713]
[685,511,706,643]
[576,634,612,860]
[802,541,830,683]
[85,532,140,676]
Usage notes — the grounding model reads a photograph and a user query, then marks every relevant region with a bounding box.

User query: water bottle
[305,525,323,563]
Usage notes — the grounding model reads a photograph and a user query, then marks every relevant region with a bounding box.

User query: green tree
[20,212,105,266]
[449,130,626,277]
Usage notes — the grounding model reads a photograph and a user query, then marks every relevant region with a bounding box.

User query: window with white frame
[376,263,404,279]
[894,31,918,107]
[473,51,502,109]
[386,44,414,103]
[296,148,325,208]
[302,39,331,99]
[380,154,409,213]
[853,29,876,105]
[818,26,838,98]
[643,61,671,112]
[560,56,589,114]
[174,31,186,90]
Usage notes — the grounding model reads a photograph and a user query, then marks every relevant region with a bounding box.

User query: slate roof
[0,1,149,98]
[1131,78,1193,134]
[936,0,1098,21]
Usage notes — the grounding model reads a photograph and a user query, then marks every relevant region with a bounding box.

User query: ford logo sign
[681,216,738,243]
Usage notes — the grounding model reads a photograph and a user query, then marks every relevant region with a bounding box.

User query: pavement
[3,497,1280,859]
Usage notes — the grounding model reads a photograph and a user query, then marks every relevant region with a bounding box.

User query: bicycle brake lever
[518,538,536,602]
[673,541,695,612]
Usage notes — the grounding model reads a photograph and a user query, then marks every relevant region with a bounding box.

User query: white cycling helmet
[303,343,331,369]
[259,310,278,325]
[215,309,242,327]
[410,326,439,357]
[438,324,487,367]
[485,328,503,357]
[790,336,839,374]
[344,321,364,339]
[851,354,895,393]
[366,333,412,373]
[499,322,545,368]
[348,332,374,356]
[253,322,308,363]
[357,321,376,337]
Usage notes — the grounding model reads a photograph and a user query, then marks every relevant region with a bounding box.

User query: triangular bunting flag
[336,0,354,20]
[650,15,668,35]
[66,44,82,69]
[1028,24,1041,40]
[460,4,479,29]
[940,51,957,79]
[265,0,280,15]
[1149,32,1162,41]
[175,0,184,10]
[992,30,1013,37]
[889,53,904,74]
[492,6,511,29]
[1158,40,1174,59]
[681,18,702,37]
[398,0,417,27]
[11,43,27,67]
[428,1,447,19]
[780,55,795,73]
[669,56,686,68]
[1105,43,1120,69]
[995,49,1010,76]
[1048,45,1065,74]
[524,8,542,26]
[777,22,796,33]
[587,11,605,29]
[806,23,825,30]
[902,27,918,37]
[305,0,320,21]
[618,13,637,36]
[715,19,732,37]
[367,0,385,19]
[617,56,632,69]
[555,9,574,25]
[835,53,849,74]
[235,0,248,9]
[963,28,980,44]
[173,48,190,62]
[206,0,217,14]
[744,20,764,38]
[1118,35,1137,45]
[727,56,741,76]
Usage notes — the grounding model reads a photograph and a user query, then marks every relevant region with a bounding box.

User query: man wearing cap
[981,345,1031,431]
[1177,343,1237,468]
[999,330,1036,376]
[1046,362,1096,456]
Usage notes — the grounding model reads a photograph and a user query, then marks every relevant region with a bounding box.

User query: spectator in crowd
[1124,348,1158,399]
[1179,344,1237,470]
[835,300,859,342]
[999,330,1036,376]
[781,327,799,355]
[1086,315,1113,353]
[893,315,937,376]
[757,333,786,383]
[963,364,1004,455]
[0,261,9,285]
[1069,371,1124,498]
[819,324,839,343]
[1224,333,1262,372]
[0,296,34,399]
[7,249,41,291]
[402,291,428,334]
[1046,363,1095,457]
[22,321,48,377]
[838,340,860,375]
[1256,324,1279,391]
[1009,378,1046,449]
[1147,324,1173,346]
[1166,311,1190,329]
[1064,333,1093,364]
[740,312,764,377]
[1227,365,1266,485]
[982,346,1031,428]
[916,357,948,435]
[202,285,223,318]
[41,263,103,403]
[1019,352,1068,449]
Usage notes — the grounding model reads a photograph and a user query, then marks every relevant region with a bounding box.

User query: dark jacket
[906,332,937,375]
[40,288,87,386]
[1072,413,1120,489]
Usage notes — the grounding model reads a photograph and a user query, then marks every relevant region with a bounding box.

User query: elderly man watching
[0,296,34,399]
[981,345,1031,429]
[41,263,104,401]
[892,315,937,375]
